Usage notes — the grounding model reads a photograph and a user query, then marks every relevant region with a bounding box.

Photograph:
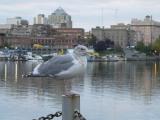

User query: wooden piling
[62,92,80,120]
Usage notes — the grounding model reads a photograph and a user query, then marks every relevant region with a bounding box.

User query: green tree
[145,44,152,55]
[152,37,160,55]
[135,41,152,55]
[135,41,146,52]
[94,40,107,52]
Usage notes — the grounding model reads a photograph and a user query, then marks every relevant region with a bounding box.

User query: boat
[123,48,147,61]
[23,52,42,61]
[0,51,10,60]
[105,55,125,62]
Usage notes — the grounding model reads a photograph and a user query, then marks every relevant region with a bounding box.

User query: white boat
[0,51,10,60]
[24,52,42,60]
[106,55,123,62]
[123,48,146,61]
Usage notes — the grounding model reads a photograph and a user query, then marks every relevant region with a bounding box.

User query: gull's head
[73,45,88,56]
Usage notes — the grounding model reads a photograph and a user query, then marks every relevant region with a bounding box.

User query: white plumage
[29,45,88,79]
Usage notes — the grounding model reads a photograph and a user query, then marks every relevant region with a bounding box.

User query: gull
[25,45,89,79]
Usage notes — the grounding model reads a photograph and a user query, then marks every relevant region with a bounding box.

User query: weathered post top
[62,92,80,120]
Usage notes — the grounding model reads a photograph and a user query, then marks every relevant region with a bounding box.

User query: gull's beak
[86,50,99,57]
[86,51,93,56]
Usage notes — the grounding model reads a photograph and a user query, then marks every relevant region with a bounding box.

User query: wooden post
[62,92,80,120]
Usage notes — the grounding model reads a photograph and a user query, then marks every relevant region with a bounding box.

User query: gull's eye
[81,48,85,50]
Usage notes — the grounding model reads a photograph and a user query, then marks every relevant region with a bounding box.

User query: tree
[145,44,152,55]
[105,38,114,48]
[135,41,153,55]
[94,40,107,52]
[152,37,160,55]
[135,41,146,52]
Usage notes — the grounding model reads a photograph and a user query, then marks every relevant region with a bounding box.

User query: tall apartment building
[92,24,136,48]
[131,15,160,45]
[7,17,28,26]
[48,7,72,28]
[34,14,48,24]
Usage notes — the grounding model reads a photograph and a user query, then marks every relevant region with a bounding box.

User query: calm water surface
[0,61,160,120]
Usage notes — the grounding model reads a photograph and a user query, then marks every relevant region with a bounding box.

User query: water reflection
[87,62,160,102]
[0,61,160,120]
[83,62,160,120]
[0,61,85,100]
[4,63,7,81]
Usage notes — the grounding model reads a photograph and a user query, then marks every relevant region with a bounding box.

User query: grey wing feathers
[38,55,74,75]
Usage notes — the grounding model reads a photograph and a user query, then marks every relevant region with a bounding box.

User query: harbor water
[0,61,160,120]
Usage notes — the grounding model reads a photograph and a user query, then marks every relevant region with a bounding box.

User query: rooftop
[53,7,68,16]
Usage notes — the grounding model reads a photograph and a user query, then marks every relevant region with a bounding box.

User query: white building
[48,7,72,28]
[131,15,160,45]
[7,17,28,25]
[92,24,136,48]
[34,14,48,24]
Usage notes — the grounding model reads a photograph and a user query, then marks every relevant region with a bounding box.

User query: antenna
[151,15,153,46]
[99,8,119,27]
[114,8,118,24]
[101,8,104,28]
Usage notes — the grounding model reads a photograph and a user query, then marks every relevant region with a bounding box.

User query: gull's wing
[35,54,74,76]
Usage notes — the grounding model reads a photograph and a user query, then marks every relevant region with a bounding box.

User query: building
[92,27,104,41]
[111,23,136,46]
[54,28,85,44]
[34,14,48,25]
[92,24,135,48]
[131,15,160,45]
[0,25,11,47]
[48,7,72,28]
[7,17,29,26]
[32,35,76,49]
[31,24,54,37]
[111,23,130,30]
[0,33,5,47]
[5,36,32,48]
[54,28,84,37]
[0,24,13,29]
[32,28,84,49]
[0,22,83,49]
[8,25,32,37]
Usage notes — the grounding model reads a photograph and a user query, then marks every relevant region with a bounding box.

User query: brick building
[5,36,32,48]
[31,33,82,49]
[54,28,85,45]
[0,23,84,49]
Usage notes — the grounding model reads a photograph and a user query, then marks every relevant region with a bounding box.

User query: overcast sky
[0,0,160,31]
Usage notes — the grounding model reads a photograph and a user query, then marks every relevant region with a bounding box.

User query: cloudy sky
[0,0,160,31]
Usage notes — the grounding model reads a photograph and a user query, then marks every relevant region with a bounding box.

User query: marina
[0,61,160,120]
[1,0,160,120]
